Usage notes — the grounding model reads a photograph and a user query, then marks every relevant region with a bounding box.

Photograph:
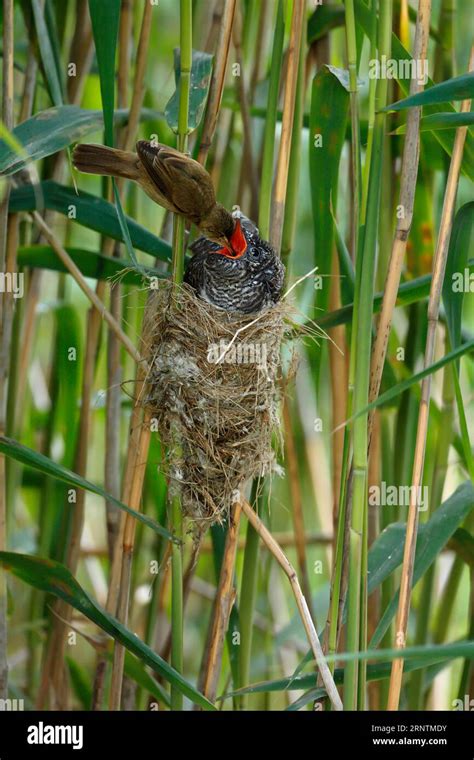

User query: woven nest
[142,280,291,533]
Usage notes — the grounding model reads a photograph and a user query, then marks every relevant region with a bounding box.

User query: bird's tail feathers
[72,143,139,181]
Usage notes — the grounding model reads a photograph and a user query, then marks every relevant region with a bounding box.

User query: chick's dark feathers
[184,225,285,315]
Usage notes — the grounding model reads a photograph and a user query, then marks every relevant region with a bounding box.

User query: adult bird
[72,140,285,313]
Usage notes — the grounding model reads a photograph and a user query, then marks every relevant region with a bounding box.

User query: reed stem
[387,48,474,710]
[238,479,262,709]
[200,499,241,702]
[197,0,236,166]
[0,0,14,702]
[270,0,305,253]
[168,0,193,711]
[258,0,285,240]
[344,0,361,259]
[241,497,342,711]
[345,0,393,710]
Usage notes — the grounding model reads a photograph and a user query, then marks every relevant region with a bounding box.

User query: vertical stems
[368,0,432,441]
[200,498,242,702]
[434,0,455,82]
[238,506,260,708]
[168,0,192,711]
[96,368,147,710]
[387,50,474,710]
[344,0,361,259]
[106,0,157,709]
[409,338,454,709]
[122,4,153,146]
[109,406,151,710]
[281,41,305,268]
[258,0,285,239]
[241,499,342,711]
[344,0,393,710]
[171,1,192,285]
[233,4,259,216]
[282,395,313,617]
[360,0,377,224]
[178,1,192,153]
[169,487,184,711]
[197,0,236,166]
[237,478,261,709]
[270,0,305,253]
[327,0,366,654]
[0,0,14,702]
[328,253,348,550]
[105,0,131,565]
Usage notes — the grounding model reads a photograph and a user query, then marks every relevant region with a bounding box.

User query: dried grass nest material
[142,280,292,533]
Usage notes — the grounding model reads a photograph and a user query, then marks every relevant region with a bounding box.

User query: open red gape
[215,218,248,258]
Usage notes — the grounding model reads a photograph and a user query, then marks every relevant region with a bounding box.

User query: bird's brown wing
[136,141,216,223]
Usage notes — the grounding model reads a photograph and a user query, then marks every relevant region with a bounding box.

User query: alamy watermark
[369,55,428,85]
[0,272,24,299]
[0,698,24,710]
[451,268,474,292]
[207,339,268,371]
[452,695,474,710]
[368,482,428,512]
[27,722,83,750]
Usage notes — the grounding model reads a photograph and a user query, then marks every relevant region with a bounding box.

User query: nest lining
[142,281,289,532]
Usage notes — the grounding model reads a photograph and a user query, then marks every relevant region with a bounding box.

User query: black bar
[0,710,472,757]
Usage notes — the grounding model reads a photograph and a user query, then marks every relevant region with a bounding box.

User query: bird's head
[215,218,248,259]
[202,207,249,259]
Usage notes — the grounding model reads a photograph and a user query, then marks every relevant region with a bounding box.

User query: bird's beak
[214,219,247,259]
[230,218,248,256]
